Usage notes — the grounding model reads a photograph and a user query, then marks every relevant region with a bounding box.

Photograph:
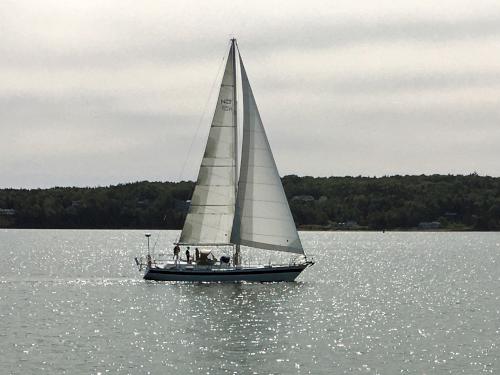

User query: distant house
[291,195,315,202]
[444,212,458,220]
[0,208,16,216]
[174,199,191,213]
[70,200,82,208]
[137,199,150,207]
[418,221,441,229]
[337,220,358,229]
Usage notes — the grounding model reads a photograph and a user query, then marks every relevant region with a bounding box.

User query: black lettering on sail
[221,98,232,111]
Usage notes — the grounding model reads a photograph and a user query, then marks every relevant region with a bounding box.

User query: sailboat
[138,39,314,282]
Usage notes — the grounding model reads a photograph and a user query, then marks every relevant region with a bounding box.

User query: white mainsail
[178,43,237,245]
[231,54,304,254]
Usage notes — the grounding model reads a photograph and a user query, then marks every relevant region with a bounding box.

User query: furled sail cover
[231,56,304,254]
[179,44,236,245]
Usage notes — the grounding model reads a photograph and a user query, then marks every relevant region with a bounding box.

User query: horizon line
[0,172,495,190]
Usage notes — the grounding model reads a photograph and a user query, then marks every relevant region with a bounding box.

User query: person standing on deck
[195,248,200,262]
[173,244,180,261]
[186,248,191,264]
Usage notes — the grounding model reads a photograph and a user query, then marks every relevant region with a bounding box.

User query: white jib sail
[179,44,236,245]
[231,54,304,254]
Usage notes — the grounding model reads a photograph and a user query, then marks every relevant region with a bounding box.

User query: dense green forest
[1,174,499,230]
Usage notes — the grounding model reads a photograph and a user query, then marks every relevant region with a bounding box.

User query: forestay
[231,55,304,254]
[179,44,237,245]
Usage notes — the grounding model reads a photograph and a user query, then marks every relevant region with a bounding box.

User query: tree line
[0,174,499,230]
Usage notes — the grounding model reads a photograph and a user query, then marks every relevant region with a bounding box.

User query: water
[0,230,499,374]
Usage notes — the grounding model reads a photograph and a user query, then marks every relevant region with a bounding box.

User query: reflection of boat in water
[136,39,313,282]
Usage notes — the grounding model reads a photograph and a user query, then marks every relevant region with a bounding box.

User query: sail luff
[230,53,304,255]
[232,39,242,265]
[231,38,238,206]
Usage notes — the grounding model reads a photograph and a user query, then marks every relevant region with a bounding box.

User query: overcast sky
[1,0,500,188]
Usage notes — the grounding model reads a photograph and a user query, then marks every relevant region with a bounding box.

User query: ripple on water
[0,229,499,374]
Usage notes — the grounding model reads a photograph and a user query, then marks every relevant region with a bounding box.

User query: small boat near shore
[136,39,313,282]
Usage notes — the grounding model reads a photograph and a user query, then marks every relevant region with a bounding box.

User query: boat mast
[231,38,241,266]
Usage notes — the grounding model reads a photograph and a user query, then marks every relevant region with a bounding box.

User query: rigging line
[176,42,230,182]
[152,214,169,254]
[152,231,160,254]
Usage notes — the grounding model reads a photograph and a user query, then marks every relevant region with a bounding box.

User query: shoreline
[1,227,499,232]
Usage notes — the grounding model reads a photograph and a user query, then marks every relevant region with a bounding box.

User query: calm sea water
[0,229,499,374]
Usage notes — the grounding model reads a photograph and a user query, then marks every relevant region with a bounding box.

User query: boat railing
[136,253,314,273]
[288,255,315,266]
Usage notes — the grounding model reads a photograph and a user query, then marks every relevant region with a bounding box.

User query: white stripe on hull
[144,265,307,282]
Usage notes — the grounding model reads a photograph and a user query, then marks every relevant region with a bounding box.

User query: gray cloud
[3,9,500,67]
[258,71,500,95]
[1,1,500,187]
[242,16,500,57]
